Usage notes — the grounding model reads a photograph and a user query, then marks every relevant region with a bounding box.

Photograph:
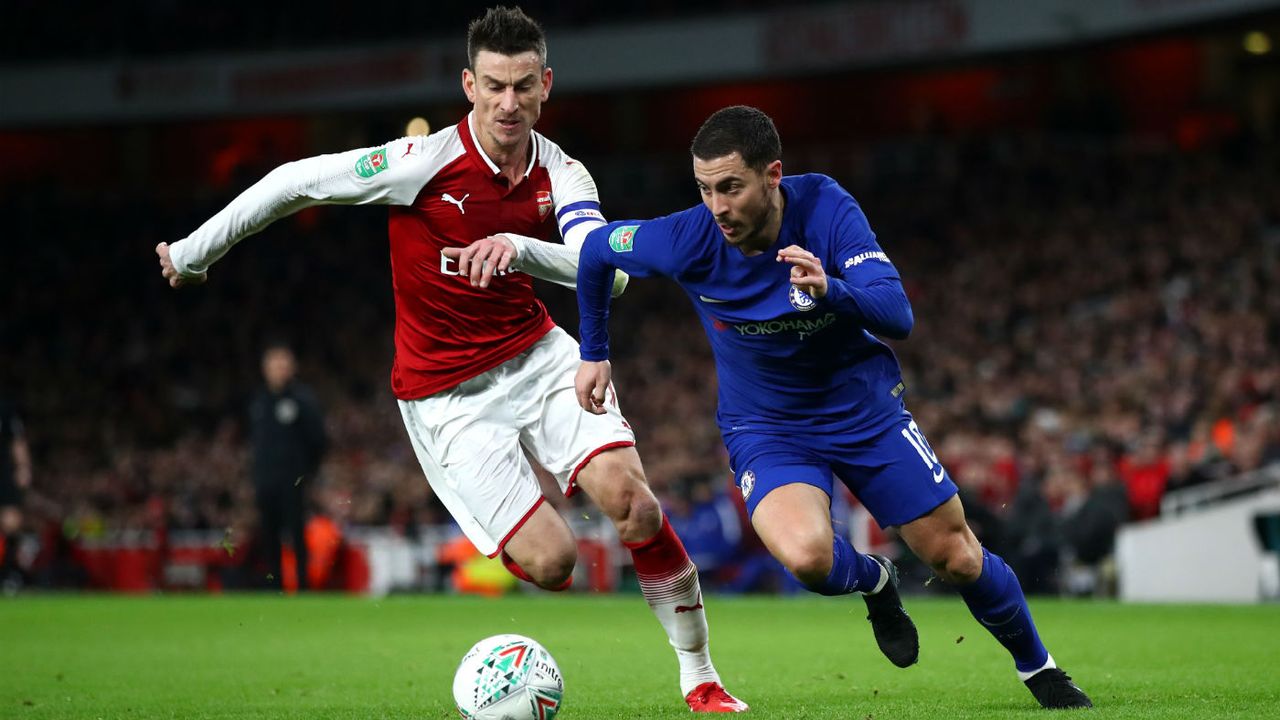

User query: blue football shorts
[725,409,959,528]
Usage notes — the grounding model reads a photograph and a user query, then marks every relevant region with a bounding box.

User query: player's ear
[765,159,783,188]
[540,66,553,101]
[462,68,477,103]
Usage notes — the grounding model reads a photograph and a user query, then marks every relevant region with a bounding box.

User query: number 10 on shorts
[901,420,945,482]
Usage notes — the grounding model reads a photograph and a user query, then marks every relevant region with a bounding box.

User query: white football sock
[637,560,721,696]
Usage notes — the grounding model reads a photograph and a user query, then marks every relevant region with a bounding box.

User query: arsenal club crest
[536,190,552,220]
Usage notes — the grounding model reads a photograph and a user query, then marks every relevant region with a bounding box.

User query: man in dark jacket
[250,344,326,591]
[0,395,32,592]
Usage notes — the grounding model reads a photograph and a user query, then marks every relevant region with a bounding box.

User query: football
[452,634,564,720]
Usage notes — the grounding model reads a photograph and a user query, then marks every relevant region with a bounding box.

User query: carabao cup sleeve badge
[608,225,638,253]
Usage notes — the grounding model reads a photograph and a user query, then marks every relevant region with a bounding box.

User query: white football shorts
[398,327,635,557]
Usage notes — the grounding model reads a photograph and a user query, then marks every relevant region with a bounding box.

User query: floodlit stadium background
[3,0,1280,602]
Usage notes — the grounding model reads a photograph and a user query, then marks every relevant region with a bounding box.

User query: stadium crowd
[4,128,1279,594]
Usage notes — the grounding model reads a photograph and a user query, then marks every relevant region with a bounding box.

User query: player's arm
[446,156,628,295]
[158,137,427,287]
[778,191,913,340]
[575,220,675,413]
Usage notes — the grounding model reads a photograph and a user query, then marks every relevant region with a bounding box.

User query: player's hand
[442,234,517,289]
[776,245,827,298]
[156,242,207,288]
[575,360,612,415]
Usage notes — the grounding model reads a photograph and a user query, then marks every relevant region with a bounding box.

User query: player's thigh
[513,327,636,496]
[501,499,576,571]
[398,394,544,559]
[834,413,959,529]
[750,483,836,571]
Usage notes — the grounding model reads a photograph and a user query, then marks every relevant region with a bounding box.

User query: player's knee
[592,458,660,541]
[526,549,577,590]
[610,487,662,543]
[930,534,983,584]
[777,538,833,587]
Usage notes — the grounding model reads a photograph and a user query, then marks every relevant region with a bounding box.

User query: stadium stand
[4,127,1277,593]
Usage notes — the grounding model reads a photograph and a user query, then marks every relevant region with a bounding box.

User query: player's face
[693,153,783,254]
[462,50,552,155]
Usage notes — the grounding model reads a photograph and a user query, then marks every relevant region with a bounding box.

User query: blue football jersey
[578,174,913,440]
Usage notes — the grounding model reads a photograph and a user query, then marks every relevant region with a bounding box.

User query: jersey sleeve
[505,150,623,293]
[821,183,914,339]
[169,135,437,275]
[549,156,607,252]
[577,218,679,361]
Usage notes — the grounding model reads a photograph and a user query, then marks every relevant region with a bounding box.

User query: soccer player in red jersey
[155,7,745,712]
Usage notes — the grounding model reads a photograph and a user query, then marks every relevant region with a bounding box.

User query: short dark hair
[261,338,295,356]
[467,6,548,69]
[690,106,782,171]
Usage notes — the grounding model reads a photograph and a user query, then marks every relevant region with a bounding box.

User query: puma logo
[441,192,470,214]
[674,594,703,614]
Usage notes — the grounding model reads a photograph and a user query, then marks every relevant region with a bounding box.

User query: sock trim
[866,559,890,595]
[1017,654,1057,682]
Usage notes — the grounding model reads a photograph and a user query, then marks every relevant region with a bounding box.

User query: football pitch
[2,594,1277,719]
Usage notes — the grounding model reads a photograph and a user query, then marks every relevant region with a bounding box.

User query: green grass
[1,594,1278,719]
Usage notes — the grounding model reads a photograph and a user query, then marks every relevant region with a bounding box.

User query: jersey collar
[463,112,538,180]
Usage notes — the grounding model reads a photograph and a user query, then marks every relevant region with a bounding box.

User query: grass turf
[1,593,1277,719]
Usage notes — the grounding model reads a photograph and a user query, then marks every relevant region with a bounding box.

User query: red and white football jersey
[171,114,606,399]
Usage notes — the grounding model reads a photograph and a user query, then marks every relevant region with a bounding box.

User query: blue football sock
[958,548,1050,673]
[803,535,883,596]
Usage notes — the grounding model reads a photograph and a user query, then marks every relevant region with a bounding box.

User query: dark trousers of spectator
[255,482,308,591]
[1,532,19,583]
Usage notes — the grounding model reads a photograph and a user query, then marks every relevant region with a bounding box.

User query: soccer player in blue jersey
[573,106,1092,710]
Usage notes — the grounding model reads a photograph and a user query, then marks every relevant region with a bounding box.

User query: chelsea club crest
[739,470,756,500]
[788,285,817,311]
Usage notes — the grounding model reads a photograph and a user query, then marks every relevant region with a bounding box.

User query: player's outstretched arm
[443,234,629,296]
[479,150,630,296]
[577,219,680,362]
[161,138,426,287]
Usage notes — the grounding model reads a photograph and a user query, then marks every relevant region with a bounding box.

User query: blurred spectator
[1118,431,1171,521]
[0,394,32,592]
[249,343,327,591]
[1057,450,1129,596]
